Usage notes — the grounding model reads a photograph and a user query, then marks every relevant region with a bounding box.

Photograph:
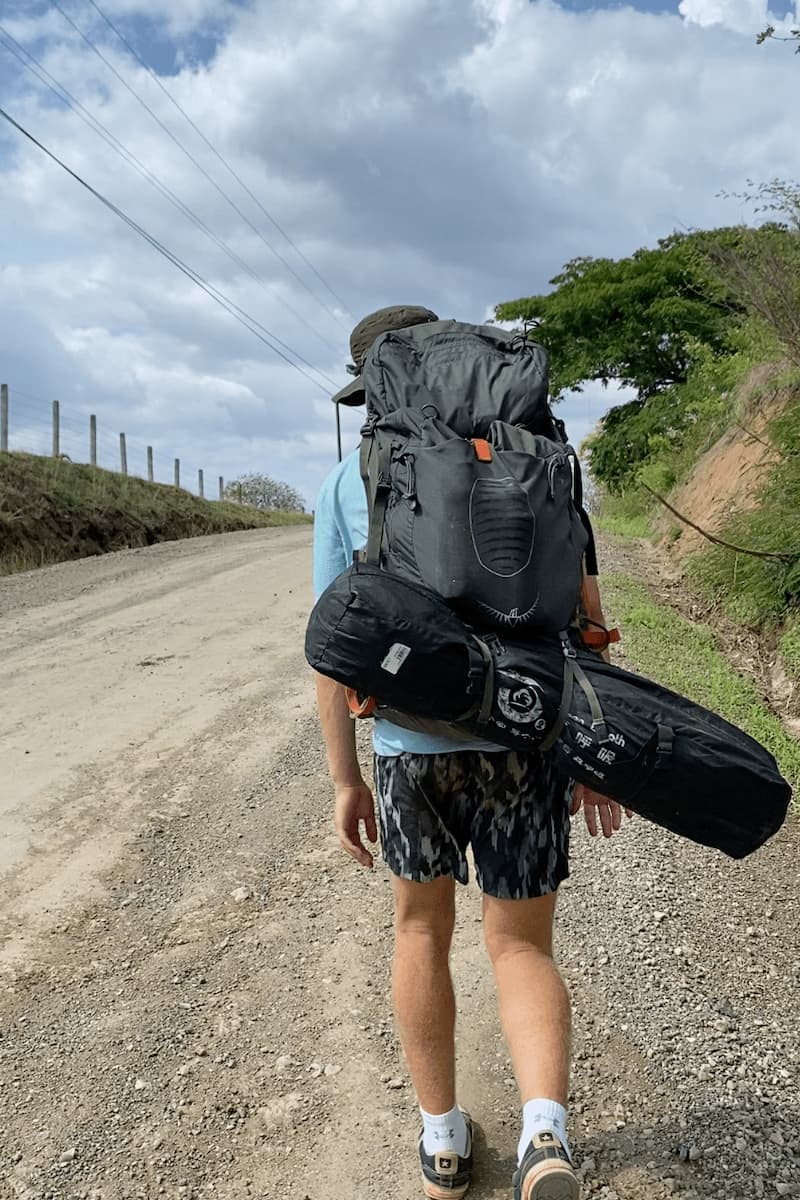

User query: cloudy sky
[1,0,798,507]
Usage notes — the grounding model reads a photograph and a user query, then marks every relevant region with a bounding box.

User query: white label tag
[381,642,411,675]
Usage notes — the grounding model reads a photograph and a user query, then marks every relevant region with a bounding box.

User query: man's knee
[482,890,558,964]
[393,875,456,951]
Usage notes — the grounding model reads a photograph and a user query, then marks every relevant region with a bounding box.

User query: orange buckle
[471,438,492,462]
[581,627,621,650]
[345,687,377,718]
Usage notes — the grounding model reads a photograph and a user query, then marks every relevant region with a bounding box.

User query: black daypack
[357,320,596,635]
[305,565,791,859]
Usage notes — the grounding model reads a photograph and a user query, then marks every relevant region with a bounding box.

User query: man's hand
[335,783,378,868]
[571,782,633,838]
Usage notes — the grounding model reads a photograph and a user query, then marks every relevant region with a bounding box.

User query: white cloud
[679,0,799,34]
[2,0,799,509]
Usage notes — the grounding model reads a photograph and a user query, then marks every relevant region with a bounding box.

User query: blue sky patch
[101,11,234,76]
[553,0,681,12]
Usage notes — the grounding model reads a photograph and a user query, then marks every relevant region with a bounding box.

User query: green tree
[224,472,305,512]
[496,230,741,400]
[496,222,800,492]
[712,186,800,367]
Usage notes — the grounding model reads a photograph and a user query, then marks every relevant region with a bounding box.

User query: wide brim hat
[331,304,439,405]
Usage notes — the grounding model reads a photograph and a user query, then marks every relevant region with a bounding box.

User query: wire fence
[0,382,245,502]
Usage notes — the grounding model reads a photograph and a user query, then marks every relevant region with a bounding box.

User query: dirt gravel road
[0,529,797,1200]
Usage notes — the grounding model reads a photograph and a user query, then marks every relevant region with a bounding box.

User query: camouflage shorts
[373,750,571,899]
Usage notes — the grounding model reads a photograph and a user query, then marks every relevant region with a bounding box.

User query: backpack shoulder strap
[360,429,392,565]
[571,455,599,576]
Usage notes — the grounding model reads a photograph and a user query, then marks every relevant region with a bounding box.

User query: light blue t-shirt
[312,449,503,757]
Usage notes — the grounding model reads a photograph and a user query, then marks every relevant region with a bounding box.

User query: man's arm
[312,470,378,867]
[315,671,364,787]
[315,672,377,868]
[581,572,611,664]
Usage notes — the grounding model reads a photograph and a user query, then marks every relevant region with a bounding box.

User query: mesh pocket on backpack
[469,477,535,577]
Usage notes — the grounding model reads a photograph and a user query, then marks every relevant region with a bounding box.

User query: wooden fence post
[218,476,224,501]
[198,468,204,498]
[52,400,60,457]
[237,482,243,505]
[174,458,180,489]
[147,446,154,482]
[1,384,8,453]
[90,415,97,465]
[119,432,128,476]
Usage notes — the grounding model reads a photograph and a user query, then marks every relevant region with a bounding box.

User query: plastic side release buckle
[471,437,492,462]
[345,687,377,719]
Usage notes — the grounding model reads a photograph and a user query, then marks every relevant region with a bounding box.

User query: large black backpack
[357,319,596,634]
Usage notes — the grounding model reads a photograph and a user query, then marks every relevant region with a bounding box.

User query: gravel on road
[0,528,796,1200]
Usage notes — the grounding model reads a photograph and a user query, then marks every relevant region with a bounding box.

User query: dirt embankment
[653,366,789,561]
[639,370,799,733]
[0,529,797,1200]
[0,452,309,576]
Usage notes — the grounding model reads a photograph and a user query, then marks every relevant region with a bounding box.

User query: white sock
[517,1098,571,1165]
[420,1103,469,1157]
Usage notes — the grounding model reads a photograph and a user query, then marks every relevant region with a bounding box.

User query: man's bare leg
[482,890,579,1197]
[391,874,457,1113]
[482,890,570,1104]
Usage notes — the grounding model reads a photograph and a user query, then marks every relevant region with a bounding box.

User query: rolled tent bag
[306,564,490,723]
[305,564,792,859]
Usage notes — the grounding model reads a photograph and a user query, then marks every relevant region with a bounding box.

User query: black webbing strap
[573,453,585,510]
[472,637,496,725]
[570,456,599,577]
[657,723,674,759]
[540,654,575,753]
[572,659,609,742]
[579,508,599,577]
[359,432,373,494]
[363,439,392,565]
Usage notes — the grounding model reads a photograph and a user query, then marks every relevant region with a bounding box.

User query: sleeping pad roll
[305,564,791,859]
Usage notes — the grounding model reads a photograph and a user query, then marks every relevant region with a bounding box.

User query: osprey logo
[473,595,540,627]
[497,671,544,725]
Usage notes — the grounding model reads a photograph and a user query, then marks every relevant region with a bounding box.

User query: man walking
[313,306,629,1200]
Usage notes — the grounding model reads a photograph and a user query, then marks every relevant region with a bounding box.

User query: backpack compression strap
[539,635,610,752]
[580,625,621,650]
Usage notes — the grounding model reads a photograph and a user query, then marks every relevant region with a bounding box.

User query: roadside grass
[779,614,800,680]
[593,489,656,540]
[602,570,800,798]
[0,452,311,575]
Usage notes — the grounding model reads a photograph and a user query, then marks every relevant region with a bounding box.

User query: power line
[0,104,334,395]
[0,24,343,363]
[84,0,355,322]
[51,0,351,336]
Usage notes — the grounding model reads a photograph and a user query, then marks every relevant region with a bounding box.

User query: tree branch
[640,483,798,562]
